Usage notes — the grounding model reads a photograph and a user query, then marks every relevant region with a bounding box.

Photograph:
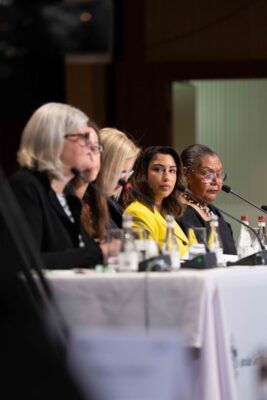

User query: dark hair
[181,144,219,170]
[72,120,109,240]
[123,146,185,219]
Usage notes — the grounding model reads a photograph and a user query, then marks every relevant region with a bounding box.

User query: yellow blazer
[124,201,189,258]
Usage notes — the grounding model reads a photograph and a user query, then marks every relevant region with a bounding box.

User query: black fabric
[9,168,103,269]
[108,196,124,228]
[0,172,94,399]
[0,275,90,400]
[179,204,237,255]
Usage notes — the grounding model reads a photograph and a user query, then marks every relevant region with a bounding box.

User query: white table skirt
[45,266,267,400]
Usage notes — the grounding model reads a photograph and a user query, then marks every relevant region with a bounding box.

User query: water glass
[132,227,147,261]
[188,227,207,259]
[107,229,123,272]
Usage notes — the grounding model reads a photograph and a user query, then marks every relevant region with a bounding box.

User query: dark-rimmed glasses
[64,132,103,154]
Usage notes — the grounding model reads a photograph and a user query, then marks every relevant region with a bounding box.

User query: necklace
[183,193,213,218]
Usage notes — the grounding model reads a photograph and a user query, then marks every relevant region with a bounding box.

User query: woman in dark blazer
[9,102,107,269]
[179,144,237,255]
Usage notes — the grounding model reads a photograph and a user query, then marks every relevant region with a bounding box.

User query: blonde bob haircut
[97,128,140,199]
[17,102,89,180]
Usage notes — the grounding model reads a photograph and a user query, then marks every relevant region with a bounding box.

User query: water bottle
[161,215,180,270]
[208,214,224,265]
[118,213,139,271]
[258,215,267,249]
[237,215,253,259]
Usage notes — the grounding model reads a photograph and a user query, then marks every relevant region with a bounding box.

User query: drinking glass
[188,227,207,259]
[107,229,123,272]
[132,227,147,262]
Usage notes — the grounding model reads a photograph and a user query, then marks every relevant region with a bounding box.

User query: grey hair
[17,102,89,180]
[181,144,219,170]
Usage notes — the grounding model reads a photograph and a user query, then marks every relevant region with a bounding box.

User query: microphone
[118,179,216,270]
[222,184,267,215]
[177,183,267,266]
[70,167,88,184]
[71,167,125,214]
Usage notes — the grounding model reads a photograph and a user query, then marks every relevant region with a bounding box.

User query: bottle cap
[258,215,266,222]
[166,214,175,227]
[241,215,249,221]
[211,214,219,226]
[122,213,133,229]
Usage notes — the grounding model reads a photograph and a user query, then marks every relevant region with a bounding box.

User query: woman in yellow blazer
[122,146,189,258]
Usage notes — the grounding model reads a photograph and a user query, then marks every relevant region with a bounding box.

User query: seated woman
[180,144,237,255]
[74,127,140,234]
[122,146,189,258]
[96,127,140,228]
[9,102,107,269]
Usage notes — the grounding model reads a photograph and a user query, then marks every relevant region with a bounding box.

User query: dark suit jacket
[9,168,103,269]
[179,204,237,255]
[108,196,124,228]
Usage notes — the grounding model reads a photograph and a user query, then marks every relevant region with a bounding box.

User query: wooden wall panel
[145,0,267,62]
[65,60,107,127]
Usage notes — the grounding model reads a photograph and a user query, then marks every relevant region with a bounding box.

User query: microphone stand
[119,179,217,269]
[215,206,265,251]
[177,184,267,266]
[222,184,267,215]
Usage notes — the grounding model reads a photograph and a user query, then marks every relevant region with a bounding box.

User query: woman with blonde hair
[81,127,140,230]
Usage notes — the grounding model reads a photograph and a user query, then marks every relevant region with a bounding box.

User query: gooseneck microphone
[71,167,125,214]
[118,178,221,270]
[177,183,264,249]
[118,178,155,207]
[177,183,267,266]
[222,184,267,215]
[71,167,88,184]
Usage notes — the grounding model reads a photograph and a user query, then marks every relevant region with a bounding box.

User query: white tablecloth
[45,266,267,400]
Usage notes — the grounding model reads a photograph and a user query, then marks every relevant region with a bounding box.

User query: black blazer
[108,197,124,228]
[9,168,103,269]
[179,204,237,255]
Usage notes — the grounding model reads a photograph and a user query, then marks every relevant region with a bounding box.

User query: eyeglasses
[64,132,103,154]
[120,169,134,179]
[189,168,227,183]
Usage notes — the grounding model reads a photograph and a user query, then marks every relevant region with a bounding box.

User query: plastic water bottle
[208,214,224,265]
[161,215,180,270]
[258,215,267,249]
[119,213,139,271]
[237,215,253,259]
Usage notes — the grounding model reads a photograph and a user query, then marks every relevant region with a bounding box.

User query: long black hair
[122,146,185,219]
